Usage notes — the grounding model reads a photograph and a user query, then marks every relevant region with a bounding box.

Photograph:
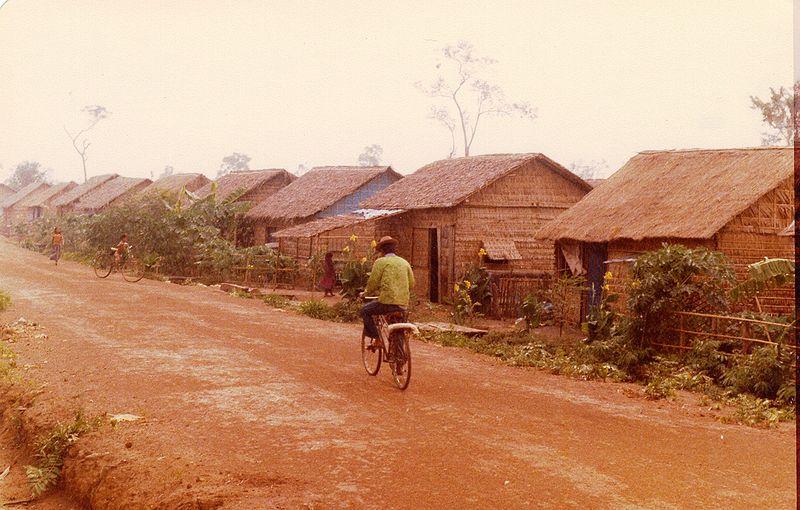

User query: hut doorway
[582,243,608,318]
[428,228,440,302]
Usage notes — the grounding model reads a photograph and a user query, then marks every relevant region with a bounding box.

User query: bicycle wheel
[122,257,145,282]
[92,253,112,278]
[361,332,381,376]
[390,332,411,390]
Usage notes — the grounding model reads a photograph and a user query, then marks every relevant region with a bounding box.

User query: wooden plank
[675,311,792,329]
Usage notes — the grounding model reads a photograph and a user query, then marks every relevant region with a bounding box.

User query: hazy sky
[0,0,793,183]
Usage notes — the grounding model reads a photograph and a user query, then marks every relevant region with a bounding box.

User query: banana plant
[730,258,795,302]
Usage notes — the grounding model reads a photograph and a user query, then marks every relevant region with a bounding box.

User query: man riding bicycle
[360,236,415,345]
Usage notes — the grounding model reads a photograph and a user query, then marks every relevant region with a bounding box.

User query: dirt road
[0,239,794,509]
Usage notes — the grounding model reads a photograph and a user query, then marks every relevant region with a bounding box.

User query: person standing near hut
[320,251,336,296]
[50,227,64,266]
[359,236,415,343]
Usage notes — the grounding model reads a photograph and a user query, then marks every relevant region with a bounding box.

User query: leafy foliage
[730,258,795,302]
[25,413,99,497]
[297,300,338,321]
[626,244,734,347]
[4,161,49,190]
[0,290,10,312]
[722,346,794,399]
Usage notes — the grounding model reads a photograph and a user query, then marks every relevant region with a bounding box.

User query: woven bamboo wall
[455,159,588,277]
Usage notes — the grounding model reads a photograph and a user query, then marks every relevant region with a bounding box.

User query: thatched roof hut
[75,176,152,214]
[52,174,118,215]
[17,182,78,220]
[293,153,592,305]
[537,147,794,317]
[245,166,401,244]
[194,169,295,203]
[143,173,211,196]
[1,181,51,230]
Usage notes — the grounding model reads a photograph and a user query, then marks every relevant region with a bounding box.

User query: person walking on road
[320,251,336,297]
[50,227,63,265]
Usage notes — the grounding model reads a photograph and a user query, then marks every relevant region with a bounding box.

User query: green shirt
[364,254,415,306]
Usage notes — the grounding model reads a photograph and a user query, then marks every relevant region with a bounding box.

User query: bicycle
[91,246,145,282]
[360,297,418,390]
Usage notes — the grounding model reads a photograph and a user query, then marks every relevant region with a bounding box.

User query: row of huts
[2,147,794,317]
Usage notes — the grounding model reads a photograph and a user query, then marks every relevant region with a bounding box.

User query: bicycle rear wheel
[122,257,145,282]
[92,253,112,278]
[361,332,381,376]
[390,333,411,390]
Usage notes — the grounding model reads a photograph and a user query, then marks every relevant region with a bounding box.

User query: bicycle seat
[384,310,408,323]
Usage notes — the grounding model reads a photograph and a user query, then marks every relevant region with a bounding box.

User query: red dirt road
[0,239,795,509]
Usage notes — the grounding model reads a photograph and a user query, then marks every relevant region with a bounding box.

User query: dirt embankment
[0,238,795,509]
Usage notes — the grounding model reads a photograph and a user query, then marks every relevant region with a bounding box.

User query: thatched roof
[194,169,295,201]
[17,182,78,208]
[273,209,404,238]
[246,166,401,221]
[0,181,49,209]
[361,154,590,210]
[144,173,211,194]
[537,147,794,243]
[76,177,152,211]
[0,184,15,201]
[52,174,118,208]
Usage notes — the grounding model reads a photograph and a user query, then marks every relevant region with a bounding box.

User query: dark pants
[360,301,404,339]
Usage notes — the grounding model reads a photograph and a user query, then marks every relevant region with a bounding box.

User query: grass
[261,294,291,309]
[25,412,101,497]
[420,329,795,428]
[0,290,11,312]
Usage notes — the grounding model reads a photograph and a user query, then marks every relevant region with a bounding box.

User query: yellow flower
[342,246,350,253]
[454,283,460,292]
[602,284,610,292]
[464,280,472,289]
[349,234,358,242]
[360,257,367,264]
[604,271,613,281]
[630,279,641,289]
[370,239,377,248]
[478,248,487,257]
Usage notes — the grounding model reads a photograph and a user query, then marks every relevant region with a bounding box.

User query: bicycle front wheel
[92,253,112,278]
[361,332,381,376]
[122,258,145,282]
[390,333,411,390]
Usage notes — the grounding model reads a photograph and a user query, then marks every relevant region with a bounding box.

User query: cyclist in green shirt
[360,236,415,341]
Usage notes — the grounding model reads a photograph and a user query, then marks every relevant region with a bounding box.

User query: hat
[375,236,398,251]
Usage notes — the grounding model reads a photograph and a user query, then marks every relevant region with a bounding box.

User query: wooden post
[679,314,686,348]
[741,321,751,355]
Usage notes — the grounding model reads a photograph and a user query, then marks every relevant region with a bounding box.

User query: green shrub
[519,293,545,331]
[722,346,793,399]
[0,290,10,312]
[683,340,729,383]
[331,300,361,322]
[626,244,734,347]
[26,412,100,497]
[339,258,371,300]
[297,300,337,321]
[722,394,794,428]
[262,294,291,309]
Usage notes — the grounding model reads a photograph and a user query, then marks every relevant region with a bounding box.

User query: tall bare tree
[750,82,798,146]
[64,105,110,183]
[357,144,383,166]
[569,160,609,181]
[218,152,251,177]
[417,41,536,157]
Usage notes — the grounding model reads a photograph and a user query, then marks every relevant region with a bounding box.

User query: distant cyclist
[113,233,130,267]
[359,236,415,345]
